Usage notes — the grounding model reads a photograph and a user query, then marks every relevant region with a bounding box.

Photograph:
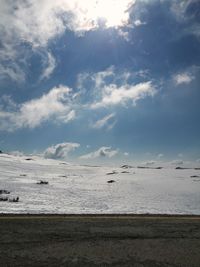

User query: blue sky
[0,0,200,163]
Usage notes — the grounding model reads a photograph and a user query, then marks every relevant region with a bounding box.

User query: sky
[0,0,200,164]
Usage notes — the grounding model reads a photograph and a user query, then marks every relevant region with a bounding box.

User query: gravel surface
[0,215,200,266]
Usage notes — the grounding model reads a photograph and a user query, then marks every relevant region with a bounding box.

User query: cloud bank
[44,142,80,159]
[80,146,118,159]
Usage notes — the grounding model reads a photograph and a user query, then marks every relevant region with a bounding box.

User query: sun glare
[90,0,132,27]
[73,0,133,29]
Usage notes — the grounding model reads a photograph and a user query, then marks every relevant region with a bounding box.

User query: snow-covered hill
[0,153,200,214]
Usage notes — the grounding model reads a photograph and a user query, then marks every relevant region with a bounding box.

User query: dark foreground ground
[0,214,200,267]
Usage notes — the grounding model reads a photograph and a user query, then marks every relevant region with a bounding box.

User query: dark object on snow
[25,158,33,161]
[106,171,117,175]
[0,196,8,201]
[9,197,19,202]
[121,165,133,169]
[107,180,115,183]
[37,180,49,185]
[20,174,27,177]
[191,175,200,178]
[0,150,3,154]
[138,166,163,170]
[0,189,10,194]
[175,167,190,170]
[121,171,130,174]
[194,168,200,170]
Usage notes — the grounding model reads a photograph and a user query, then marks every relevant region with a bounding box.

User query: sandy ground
[0,215,200,267]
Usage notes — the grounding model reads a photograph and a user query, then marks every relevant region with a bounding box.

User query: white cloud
[0,1,69,47]
[77,67,156,109]
[134,19,146,26]
[1,1,136,61]
[0,62,26,82]
[107,120,117,131]
[173,72,194,85]
[17,85,75,128]
[0,0,61,82]
[80,146,118,159]
[92,66,115,88]
[92,113,116,130]
[0,95,17,111]
[40,52,56,80]
[73,0,134,30]
[91,81,156,108]
[77,66,116,91]
[0,1,135,82]
[0,85,76,131]
[118,29,130,41]
[0,0,134,47]
[124,152,129,156]
[44,142,80,159]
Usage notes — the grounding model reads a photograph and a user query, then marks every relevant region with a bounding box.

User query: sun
[92,0,132,27]
[75,0,133,29]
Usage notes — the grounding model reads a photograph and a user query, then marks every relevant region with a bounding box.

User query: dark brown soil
[0,214,200,267]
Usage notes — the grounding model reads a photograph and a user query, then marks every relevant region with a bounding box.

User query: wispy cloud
[77,67,156,109]
[92,113,116,130]
[80,146,118,159]
[173,72,194,85]
[171,0,200,39]
[0,62,26,82]
[77,66,116,92]
[0,85,76,131]
[91,81,156,109]
[40,52,56,81]
[44,142,80,159]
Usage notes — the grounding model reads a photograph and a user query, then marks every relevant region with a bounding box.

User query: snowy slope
[0,153,200,214]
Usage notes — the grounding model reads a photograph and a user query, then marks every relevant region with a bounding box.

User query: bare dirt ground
[0,214,200,267]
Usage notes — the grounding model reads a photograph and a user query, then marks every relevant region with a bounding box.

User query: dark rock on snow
[37,180,49,185]
[107,180,115,183]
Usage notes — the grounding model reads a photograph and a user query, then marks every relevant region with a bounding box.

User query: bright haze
[0,0,200,164]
